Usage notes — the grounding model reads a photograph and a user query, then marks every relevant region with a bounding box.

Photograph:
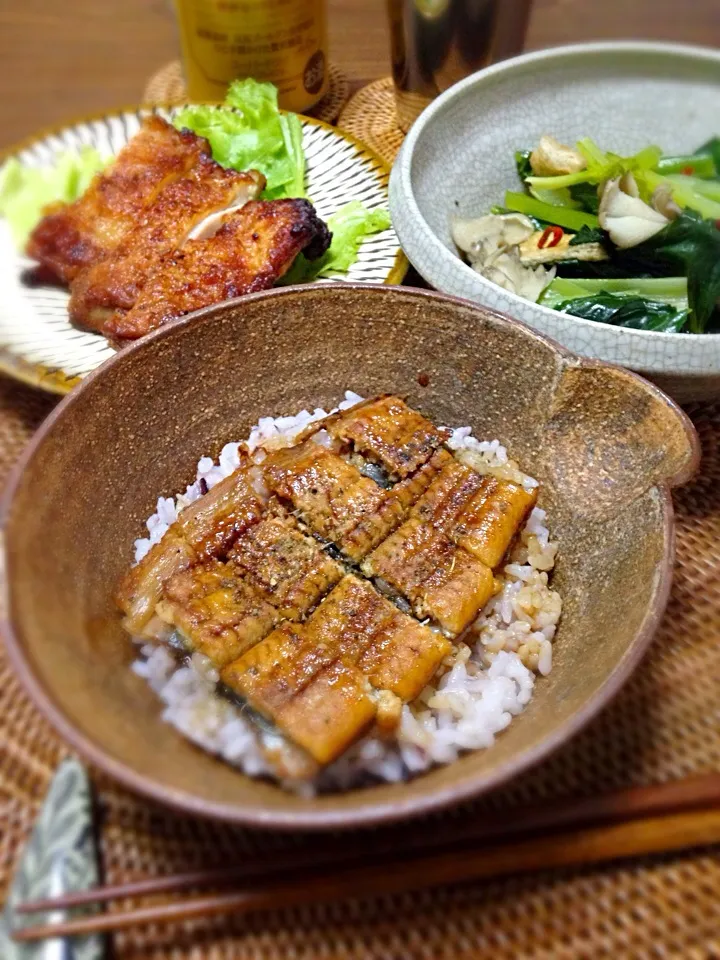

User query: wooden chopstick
[13,804,720,942]
[16,770,720,916]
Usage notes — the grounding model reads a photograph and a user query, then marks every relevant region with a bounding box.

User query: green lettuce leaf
[174,78,306,198]
[0,147,106,247]
[281,201,391,284]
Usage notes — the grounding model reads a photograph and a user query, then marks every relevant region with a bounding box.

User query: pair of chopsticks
[13,771,720,942]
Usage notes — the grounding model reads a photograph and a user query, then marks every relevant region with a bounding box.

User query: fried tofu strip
[228,512,343,620]
[69,164,266,331]
[221,576,449,763]
[105,198,332,340]
[413,459,537,568]
[362,518,494,636]
[326,395,449,479]
[27,117,210,282]
[156,559,279,667]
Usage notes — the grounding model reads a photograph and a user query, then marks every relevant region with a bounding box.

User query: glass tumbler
[387,0,532,131]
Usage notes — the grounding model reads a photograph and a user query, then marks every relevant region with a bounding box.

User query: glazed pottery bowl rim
[390,41,720,372]
[0,283,698,829]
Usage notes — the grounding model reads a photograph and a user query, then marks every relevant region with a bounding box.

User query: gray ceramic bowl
[2,285,699,828]
[389,42,720,403]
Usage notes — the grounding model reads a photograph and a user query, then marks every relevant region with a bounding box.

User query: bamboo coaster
[142,61,350,124]
[337,77,406,166]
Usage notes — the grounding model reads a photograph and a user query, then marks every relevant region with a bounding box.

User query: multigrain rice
[130,392,562,792]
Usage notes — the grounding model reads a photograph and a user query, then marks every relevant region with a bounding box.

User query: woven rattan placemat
[2,374,720,958]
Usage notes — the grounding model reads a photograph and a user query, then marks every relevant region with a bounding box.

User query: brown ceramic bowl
[2,284,699,829]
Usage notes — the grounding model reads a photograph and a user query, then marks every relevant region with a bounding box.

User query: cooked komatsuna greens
[452,134,720,333]
[118,394,562,791]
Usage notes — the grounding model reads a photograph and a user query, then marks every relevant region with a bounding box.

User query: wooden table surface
[0,0,718,149]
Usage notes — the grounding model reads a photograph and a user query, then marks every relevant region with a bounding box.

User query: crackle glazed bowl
[2,284,698,828]
[389,41,720,403]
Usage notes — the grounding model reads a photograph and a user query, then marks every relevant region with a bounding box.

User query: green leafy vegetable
[504,191,599,231]
[527,139,662,191]
[655,153,717,178]
[0,148,106,247]
[643,169,720,220]
[568,181,600,214]
[542,276,688,310]
[281,201,391,284]
[515,150,532,182]
[528,185,580,208]
[174,78,306,199]
[483,135,720,333]
[553,292,689,332]
[666,173,720,202]
[694,137,720,175]
[614,211,720,333]
[569,225,605,246]
[515,150,581,208]
[553,259,660,280]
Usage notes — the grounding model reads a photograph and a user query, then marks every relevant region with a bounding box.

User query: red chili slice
[682,165,695,176]
[538,225,564,249]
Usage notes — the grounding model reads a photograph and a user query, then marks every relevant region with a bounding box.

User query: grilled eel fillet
[68,164,266,332]
[222,575,450,765]
[26,117,210,283]
[117,396,538,770]
[105,198,332,341]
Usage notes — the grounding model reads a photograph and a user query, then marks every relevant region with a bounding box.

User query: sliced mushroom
[598,177,669,249]
[518,230,608,265]
[651,184,683,221]
[451,213,535,262]
[618,172,640,198]
[475,248,555,302]
[452,212,554,302]
[529,136,587,178]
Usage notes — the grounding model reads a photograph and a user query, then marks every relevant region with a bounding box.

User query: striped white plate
[0,107,406,395]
